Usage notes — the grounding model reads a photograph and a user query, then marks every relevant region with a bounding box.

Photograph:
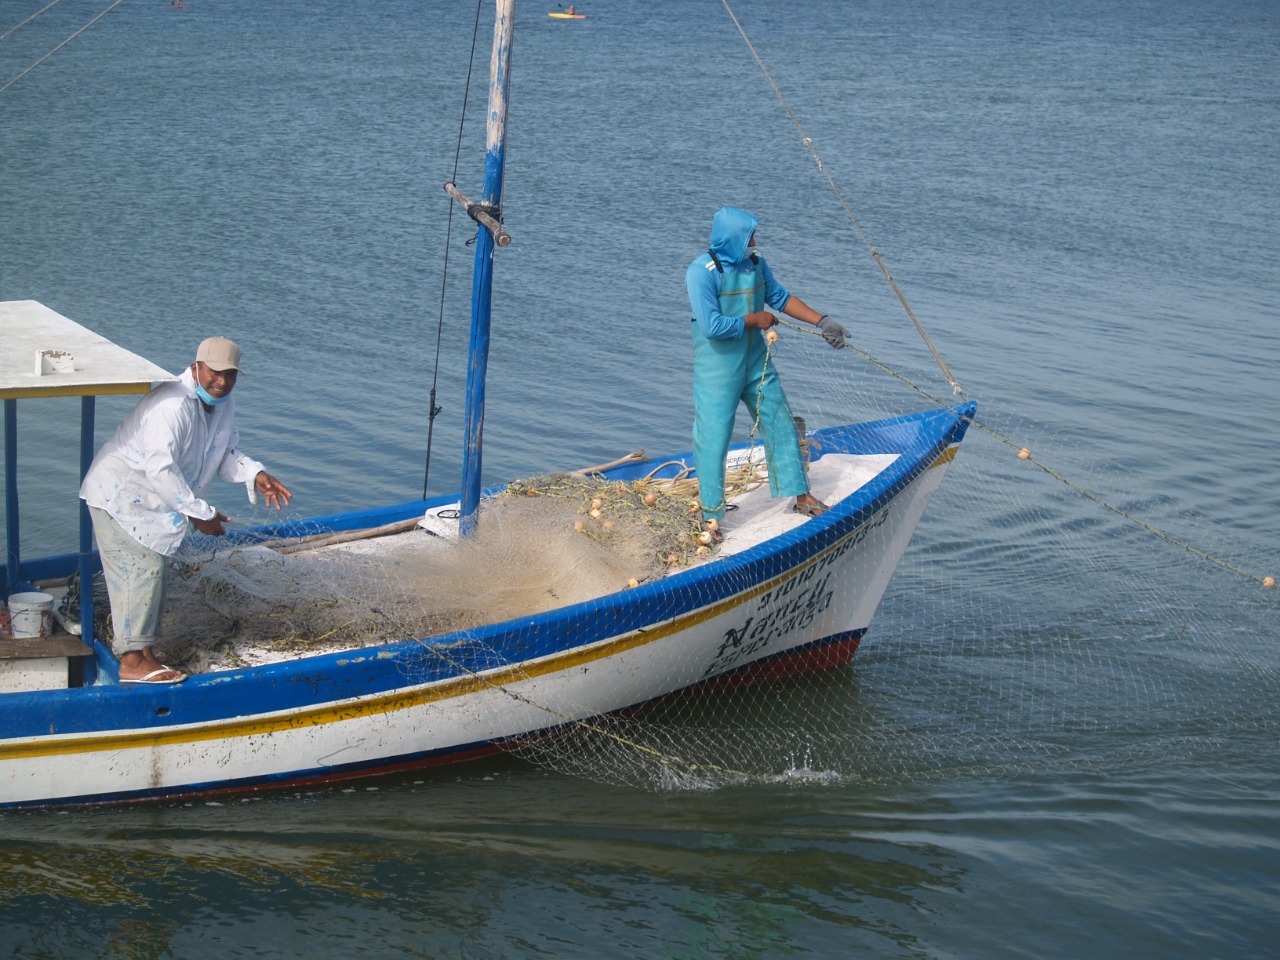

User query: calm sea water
[2,0,1279,957]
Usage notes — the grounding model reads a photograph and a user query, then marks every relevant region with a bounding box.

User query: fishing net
[50,328,1271,800]
[495,380,1280,792]
[153,471,755,673]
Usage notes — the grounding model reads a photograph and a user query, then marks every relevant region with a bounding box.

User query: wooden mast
[458,0,516,537]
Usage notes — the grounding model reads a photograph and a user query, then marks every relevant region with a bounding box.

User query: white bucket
[7,592,54,639]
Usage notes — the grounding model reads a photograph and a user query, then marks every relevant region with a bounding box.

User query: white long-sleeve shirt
[80,367,265,556]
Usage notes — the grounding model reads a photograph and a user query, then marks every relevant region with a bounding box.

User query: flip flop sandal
[793,498,829,517]
[121,666,188,684]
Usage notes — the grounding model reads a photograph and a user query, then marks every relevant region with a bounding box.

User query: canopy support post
[77,396,108,682]
[4,399,18,597]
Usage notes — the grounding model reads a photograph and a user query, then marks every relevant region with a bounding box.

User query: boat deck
[148,450,897,675]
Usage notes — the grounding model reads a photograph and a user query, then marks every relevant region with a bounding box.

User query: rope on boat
[570,451,650,475]
[718,0,964,400]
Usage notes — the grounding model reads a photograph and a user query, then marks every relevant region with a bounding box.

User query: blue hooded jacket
[685,207,791,340]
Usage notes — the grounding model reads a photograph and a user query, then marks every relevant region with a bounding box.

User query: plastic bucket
[7,592,54,639]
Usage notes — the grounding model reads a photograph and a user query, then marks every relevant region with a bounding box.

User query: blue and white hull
[0,404,973,808]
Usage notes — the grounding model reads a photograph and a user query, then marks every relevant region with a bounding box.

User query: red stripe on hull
[693,630,865,693]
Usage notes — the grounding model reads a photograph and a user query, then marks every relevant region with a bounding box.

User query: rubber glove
[817,316,850,349]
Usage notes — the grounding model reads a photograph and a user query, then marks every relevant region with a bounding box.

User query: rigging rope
[422,0,490,499]
[716,0,1271,591]
[0,0,126,97]
[718,0,964,399]
[773,318,1276,591]
[0,0,67,43]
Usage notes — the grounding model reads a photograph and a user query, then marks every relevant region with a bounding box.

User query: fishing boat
[0,0,973,809]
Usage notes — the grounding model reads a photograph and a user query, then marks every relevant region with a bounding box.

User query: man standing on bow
[80,336,292,683]
[685,206,849,533]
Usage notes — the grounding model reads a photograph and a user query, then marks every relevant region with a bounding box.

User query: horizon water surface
[2,1,1279,958]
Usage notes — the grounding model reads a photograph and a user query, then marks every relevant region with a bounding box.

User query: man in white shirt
[80,336,291,683]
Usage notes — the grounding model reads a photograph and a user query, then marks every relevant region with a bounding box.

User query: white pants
[88,505,167,655]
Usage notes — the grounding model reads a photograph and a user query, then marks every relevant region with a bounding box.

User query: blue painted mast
[458,0,516,537]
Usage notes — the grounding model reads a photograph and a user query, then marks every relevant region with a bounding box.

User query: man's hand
[192,511,231,536]
[255,471,293,510]
[744,310,777,330]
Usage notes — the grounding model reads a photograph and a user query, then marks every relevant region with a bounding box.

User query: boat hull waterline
[0,404,972,807]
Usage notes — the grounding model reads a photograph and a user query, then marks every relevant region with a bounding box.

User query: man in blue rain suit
[685,206,849,535]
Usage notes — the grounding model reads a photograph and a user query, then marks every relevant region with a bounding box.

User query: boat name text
[703,508,890,676]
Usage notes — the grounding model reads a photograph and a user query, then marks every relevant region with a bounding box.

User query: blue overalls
[689,246,808,522]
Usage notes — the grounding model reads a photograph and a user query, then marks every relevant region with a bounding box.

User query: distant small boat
[549,6,585,19]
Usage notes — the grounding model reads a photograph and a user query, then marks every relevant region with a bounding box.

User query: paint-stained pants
[691,324,808,522]
[89,505,167,654]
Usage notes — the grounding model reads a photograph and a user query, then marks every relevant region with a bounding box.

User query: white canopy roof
[0,300,174,400]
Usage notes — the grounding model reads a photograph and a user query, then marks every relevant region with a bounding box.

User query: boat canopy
[2,300,173,680]
[0,300,172,401]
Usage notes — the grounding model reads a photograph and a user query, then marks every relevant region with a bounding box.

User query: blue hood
[708,206,759,268]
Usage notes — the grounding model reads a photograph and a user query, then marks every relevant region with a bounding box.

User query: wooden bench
[0,633,95,692]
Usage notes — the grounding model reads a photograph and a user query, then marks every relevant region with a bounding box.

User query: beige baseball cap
[196,336,242,372]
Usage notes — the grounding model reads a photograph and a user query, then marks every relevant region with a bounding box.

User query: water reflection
[0,767,966,958]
